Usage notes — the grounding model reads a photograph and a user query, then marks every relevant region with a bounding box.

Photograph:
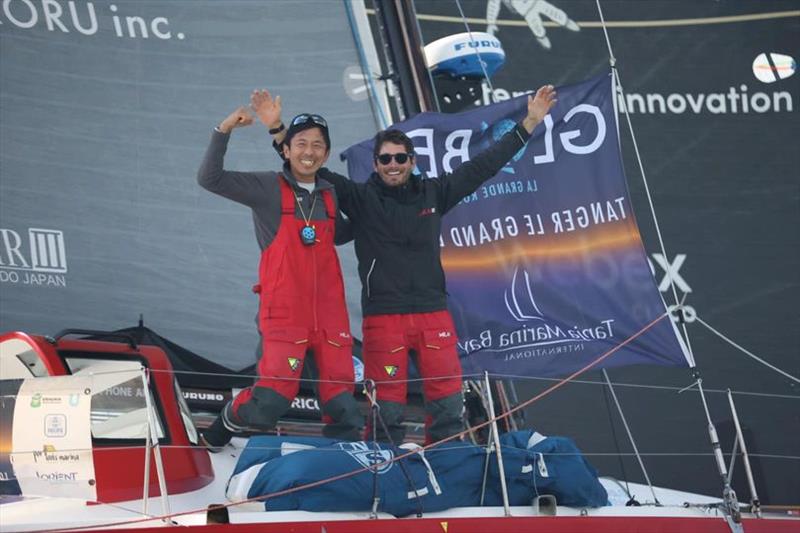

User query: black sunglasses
[291,113,328,129]
[375,153,414,165]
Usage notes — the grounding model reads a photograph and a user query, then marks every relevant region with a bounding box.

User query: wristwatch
[268,123,285,135]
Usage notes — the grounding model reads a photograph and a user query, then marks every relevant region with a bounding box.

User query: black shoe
[201,414,233,453]
[199,433,224,454]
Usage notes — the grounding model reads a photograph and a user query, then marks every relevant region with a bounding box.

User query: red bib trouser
[230,177,361,440]
[363,310,464,445]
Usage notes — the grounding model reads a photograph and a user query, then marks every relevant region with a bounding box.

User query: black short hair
[373,129,414,159]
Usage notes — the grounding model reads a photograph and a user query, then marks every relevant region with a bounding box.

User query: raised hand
[218,106,254,134]
[522,84,557,133]
[250,89,283,131]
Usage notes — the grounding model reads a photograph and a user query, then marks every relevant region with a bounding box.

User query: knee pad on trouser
[365,399,406,445]
[425,391,464,444]
[231,386,292,430]
[321,391,363,441]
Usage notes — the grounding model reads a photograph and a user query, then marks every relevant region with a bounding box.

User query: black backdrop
[413,0,799,503]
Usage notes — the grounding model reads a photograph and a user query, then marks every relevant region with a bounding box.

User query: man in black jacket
[256,85,556,444]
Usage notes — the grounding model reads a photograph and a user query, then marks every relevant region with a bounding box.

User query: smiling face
[282,127,330,183]
[374,141,414,187]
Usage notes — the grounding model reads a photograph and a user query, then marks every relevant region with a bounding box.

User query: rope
[363,379,425,517]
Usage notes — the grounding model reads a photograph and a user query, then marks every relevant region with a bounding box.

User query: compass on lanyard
[300,225,316,245]
[295,191,319,246]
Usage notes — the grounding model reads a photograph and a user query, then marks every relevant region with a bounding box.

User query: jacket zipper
[365,258,376,299]
[312,245,318,331]
[311,193,319,331]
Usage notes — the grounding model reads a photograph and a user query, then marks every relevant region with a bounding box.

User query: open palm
[250,89,282,128]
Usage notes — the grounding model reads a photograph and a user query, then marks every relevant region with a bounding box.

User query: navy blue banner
[342,73,691,377]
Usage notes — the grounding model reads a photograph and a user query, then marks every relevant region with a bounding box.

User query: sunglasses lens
[310,114,327,128]
[377,153,409,165]
[291,114,327,129]
[291,114,309,126]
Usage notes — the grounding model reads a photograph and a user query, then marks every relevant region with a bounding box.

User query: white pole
[602,369,660,504]
[484,371,511,516]
[141,373,152,517]
[141,369,172,525]
[695,378,743,529]
[727,389,762,517]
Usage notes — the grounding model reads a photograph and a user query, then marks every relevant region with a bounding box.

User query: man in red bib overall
[198,103,362,450]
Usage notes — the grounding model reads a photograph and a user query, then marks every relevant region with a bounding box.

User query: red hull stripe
[74,516,799,533]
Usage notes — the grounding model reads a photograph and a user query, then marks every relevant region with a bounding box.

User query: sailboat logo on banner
[505,266,545,322]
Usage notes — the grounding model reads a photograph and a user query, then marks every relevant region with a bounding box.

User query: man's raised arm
[438,84,557,213]
[252,90,361,218]
[197,106,275,207]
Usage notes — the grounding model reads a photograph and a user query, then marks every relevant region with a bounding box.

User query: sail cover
[227,430,608,514]
[342,73,692,377]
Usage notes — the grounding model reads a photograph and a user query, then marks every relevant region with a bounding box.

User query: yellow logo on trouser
[288,357,300,372]
[384,365,398,377]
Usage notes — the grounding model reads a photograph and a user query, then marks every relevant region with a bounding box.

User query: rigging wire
[484,373,799,400]
[343,0,390,129]
[602,369,659,504]
[594,5,743,520]
[595,0,698,372]
[143,367,800,401]
[8,442,800,461]
[454,0,497,102]
[695,315,800,385]
[602,378,632,499]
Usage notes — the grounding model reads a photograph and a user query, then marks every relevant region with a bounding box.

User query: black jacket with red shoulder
[319,123,532,316]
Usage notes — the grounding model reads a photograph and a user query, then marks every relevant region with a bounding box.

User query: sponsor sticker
[44,414,67,438]
[753,53,796,83]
